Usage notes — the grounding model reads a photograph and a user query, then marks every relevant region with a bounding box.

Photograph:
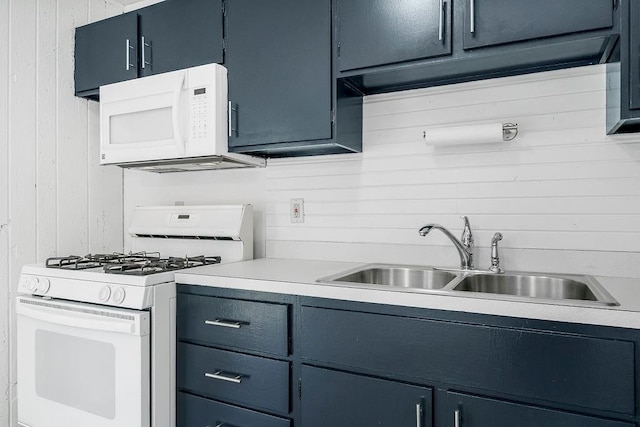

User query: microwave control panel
[190,87,209,141]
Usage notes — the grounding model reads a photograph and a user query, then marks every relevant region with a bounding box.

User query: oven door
[16,296,151,427]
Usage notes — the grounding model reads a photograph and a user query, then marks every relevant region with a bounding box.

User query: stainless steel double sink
[317,264,619,307]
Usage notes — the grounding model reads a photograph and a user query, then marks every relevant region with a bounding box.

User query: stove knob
[25,276,38,292]
[112,287,126,305]
[98,286,111,302]
[36,277,50,294]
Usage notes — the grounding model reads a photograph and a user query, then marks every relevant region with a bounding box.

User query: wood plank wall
[124,65,640,279]
[0,1,124,425]
[265,65,640,278]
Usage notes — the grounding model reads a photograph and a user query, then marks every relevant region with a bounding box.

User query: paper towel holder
[502,123,518,141]
[422,122,519,145]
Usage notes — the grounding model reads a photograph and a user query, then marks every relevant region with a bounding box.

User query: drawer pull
[454,409,461,427]
[438,0,445,41]
[205,371,244,384]
[205,319,243,329]
[416,402,423,427]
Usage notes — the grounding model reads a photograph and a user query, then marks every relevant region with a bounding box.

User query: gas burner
[103,255,222,276]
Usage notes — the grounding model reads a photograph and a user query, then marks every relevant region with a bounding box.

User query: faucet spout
[419,217,474,270]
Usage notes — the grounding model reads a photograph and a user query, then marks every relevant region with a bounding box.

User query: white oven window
[109,107,174,144]
[35,330,116,419]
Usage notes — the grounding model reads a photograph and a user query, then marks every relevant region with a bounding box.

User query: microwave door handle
[172,75,186,155]
[16,302,135,334]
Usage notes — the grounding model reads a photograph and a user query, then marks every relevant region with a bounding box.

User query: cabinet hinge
[298,378,302,400]
[337,42,341,58]
[331,108,335,126]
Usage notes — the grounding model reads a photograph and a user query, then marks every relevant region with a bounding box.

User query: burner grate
[46,256,102,270]
[103,255,222,275]
[46,252,221,274]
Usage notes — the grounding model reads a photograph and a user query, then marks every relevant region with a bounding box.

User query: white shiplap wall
[266,65,640,278]
[0,1,124,425]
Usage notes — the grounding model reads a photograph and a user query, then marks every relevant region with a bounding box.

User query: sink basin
[451,273,619,306]
[317,264,619,307]
[318,264,459,291]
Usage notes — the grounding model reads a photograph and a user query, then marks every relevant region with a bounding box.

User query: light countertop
[175,258,640,329]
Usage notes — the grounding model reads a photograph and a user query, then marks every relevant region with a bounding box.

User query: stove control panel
[17,273,153,310]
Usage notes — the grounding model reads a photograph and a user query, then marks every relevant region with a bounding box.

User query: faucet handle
[460,216,473,248]
[490,232,504,274]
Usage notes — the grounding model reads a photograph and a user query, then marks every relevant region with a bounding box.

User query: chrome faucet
[419,216,474,270]
[489,232,504,274]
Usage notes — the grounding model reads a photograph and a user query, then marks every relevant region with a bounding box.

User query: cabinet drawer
[301,365,432,427]
[177,343,290,414]
[177,293,289,356]
[445,391,633,427]
[301,306,635,415]
[177,392,291,427]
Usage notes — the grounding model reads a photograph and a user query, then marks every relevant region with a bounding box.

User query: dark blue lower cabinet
[445,392,633,427]
[177,392,291,427]
[301,365,433,427]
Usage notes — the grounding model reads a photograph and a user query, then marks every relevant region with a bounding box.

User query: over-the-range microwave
[99,63,265,172]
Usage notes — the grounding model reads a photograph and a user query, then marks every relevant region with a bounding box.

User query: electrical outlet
[290,198,304,223]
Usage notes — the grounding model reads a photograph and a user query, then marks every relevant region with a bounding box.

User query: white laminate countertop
[175,258,640,329]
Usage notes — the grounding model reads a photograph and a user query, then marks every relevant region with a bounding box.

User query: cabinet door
[338,0,452,72]
[445,392,633,427]
[301,365,432,427]
[138,0,223,78]
[628,0,640,111]
[463,0,614,50]
[74,13,138,95]
[225,0,332,148]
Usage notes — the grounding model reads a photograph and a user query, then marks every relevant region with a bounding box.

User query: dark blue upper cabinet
[225,0,332,149]
[75,13,138,96]
[339,0,618,94]
[607,0,640,134]
[138,0,223,78]
[463,0,614,50]
[74,0,223,100]
[225,0,362,157]
[337,0,452,71]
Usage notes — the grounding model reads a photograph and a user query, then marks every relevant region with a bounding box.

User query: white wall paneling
[1,1,124,425]
[0,0,10,425]
[125,65,640,278]
[264,65,640,278]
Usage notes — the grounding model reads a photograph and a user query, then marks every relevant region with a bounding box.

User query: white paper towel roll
[424,123,515,146]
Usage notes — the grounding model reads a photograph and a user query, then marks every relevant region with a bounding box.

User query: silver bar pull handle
[416,402,422,427]
[205,319,242,329]
[141,36,150,69]
[454,409,461,427]
[438,0,445,41]
[205,371,243,384]
[228,101,233,137]
[470,0,476,33]
[125,39,135,71]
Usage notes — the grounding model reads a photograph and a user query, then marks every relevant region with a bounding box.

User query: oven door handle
[16,300,138,335]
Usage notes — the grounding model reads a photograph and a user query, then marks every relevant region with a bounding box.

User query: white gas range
[16,205,253,427]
